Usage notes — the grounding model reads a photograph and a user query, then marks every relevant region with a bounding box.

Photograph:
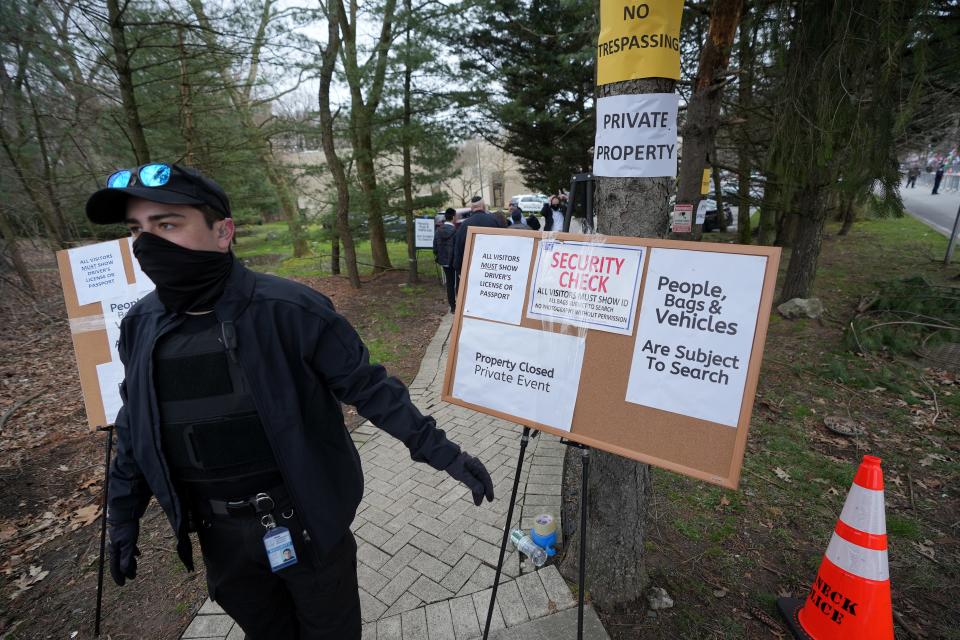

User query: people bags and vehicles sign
[624,249,767,427]
[597,0,684,85]
[443,228,780,488]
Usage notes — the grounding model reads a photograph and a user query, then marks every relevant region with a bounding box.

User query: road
[900,177,960,238]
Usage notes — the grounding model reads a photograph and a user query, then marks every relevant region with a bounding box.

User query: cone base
[777,597,814,640]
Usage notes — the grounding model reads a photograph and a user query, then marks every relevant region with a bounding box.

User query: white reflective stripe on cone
[839,483,886,535]
[825,533,889,581]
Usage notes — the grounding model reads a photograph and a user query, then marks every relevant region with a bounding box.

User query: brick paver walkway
[181,314,608,640]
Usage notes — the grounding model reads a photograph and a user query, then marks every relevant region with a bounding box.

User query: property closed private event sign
[442,228,781,488]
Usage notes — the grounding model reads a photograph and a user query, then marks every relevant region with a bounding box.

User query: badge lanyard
[261,509,298,572]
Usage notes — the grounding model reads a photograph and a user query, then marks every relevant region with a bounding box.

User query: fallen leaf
[720,496,731,507]
[713,588,728,598]
[72,504,101,526]
[920,453,949,467]
[774,467,792,483]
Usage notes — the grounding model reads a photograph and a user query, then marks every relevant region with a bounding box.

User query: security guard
[86,163,494,639]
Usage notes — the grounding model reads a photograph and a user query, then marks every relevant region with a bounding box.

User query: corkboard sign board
[441,227,781,488]
[56,238,154,429]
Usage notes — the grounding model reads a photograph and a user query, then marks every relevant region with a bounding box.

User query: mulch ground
[0,243,448,639]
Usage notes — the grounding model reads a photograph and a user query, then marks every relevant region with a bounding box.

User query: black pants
[197,511,361,640]
[907,176,917,188]
[933,175,943,194]
[443,265,458,311]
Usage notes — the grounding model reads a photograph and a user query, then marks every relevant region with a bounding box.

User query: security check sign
[527,240,644,335]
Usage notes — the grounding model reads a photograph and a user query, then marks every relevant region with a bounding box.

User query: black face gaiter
[132,232,233,313]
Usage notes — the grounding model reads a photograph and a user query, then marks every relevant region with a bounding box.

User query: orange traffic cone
[777,455,893,639]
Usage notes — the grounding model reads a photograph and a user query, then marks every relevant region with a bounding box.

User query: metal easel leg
[483,426,531,640]
[94,425,114,637]
[578,446,590,640]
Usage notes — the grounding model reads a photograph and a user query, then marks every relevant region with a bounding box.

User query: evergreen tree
[458,0,596,194]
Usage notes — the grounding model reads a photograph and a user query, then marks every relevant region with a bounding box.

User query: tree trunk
[837,193,855,236]
[736,3,755,245]
[757,174,777,245]
[0,209,34,292]
[318,0,360,287]
[712,150,726,232]
[0,133,67,249]
[338,0,397,273]
[177,26,197,166]
[674,0,743,240]
[187,0,309,258]
[402,0,418,285]
[558,77,675,613]
[779,184,828,301]
[330,230,341,275]
[106,0,150,164]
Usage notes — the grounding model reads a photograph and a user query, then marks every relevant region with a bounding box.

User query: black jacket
[541,204,565,232]
[452,211,505,272]
[108,260,461,569]
[433,223,456,267]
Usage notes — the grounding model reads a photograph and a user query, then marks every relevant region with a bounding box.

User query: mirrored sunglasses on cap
[107,163,176,189]
[105,162,229,217]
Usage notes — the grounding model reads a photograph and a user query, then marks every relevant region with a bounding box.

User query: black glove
[108,521,141,586]
[445,452,495,506]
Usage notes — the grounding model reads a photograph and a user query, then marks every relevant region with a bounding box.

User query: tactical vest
[154,313,281,498]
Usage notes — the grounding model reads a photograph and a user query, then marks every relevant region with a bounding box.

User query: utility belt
[191,484,292,521]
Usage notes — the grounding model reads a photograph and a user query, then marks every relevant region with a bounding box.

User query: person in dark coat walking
[85,163,494,640]
[540,195,565,232]
[452,196,506,275]
[508,210,531,230]
[433,208,458,312]
[932,163,945,194]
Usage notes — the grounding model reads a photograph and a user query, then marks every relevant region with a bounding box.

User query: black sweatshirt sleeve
[106,335,153,525]
[311,308,461,471]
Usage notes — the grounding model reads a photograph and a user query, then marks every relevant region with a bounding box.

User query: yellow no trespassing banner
[597,0,683,85]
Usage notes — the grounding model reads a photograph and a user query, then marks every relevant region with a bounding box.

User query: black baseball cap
[85,163,231,225]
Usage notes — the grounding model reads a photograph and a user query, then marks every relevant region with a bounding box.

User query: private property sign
[593,93,679,178]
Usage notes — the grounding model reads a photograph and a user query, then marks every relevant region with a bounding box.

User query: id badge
[263,526,298,572]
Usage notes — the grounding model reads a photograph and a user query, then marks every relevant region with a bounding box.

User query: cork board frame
[55,239,139,429]
[441,227,781,489]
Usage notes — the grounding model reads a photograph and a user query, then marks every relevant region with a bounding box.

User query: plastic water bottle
[509,529,547,567]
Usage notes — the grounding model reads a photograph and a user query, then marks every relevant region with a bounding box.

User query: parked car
[700,199,734,232]
[515,194,546,213]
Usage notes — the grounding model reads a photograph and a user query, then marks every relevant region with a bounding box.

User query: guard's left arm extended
[311,307,461,471]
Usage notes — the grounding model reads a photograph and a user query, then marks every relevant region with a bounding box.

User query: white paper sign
[696,200,709,225]
[593,93,679,178]
[415,218,435,249]
[68,242,126,306]
[127,236,155,291]
[452,317,586,431]
[625,248,767,427]
[96,360,125,424]
[463,234,534,325]
[103,287,151,362]
[527,240,645,335]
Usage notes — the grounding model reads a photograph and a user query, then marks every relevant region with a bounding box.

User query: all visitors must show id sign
[442,227,781,488]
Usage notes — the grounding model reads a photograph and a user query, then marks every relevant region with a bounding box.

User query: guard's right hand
[108,521,141,586]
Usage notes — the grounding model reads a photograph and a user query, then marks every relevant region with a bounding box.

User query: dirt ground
[0,244,448,639]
